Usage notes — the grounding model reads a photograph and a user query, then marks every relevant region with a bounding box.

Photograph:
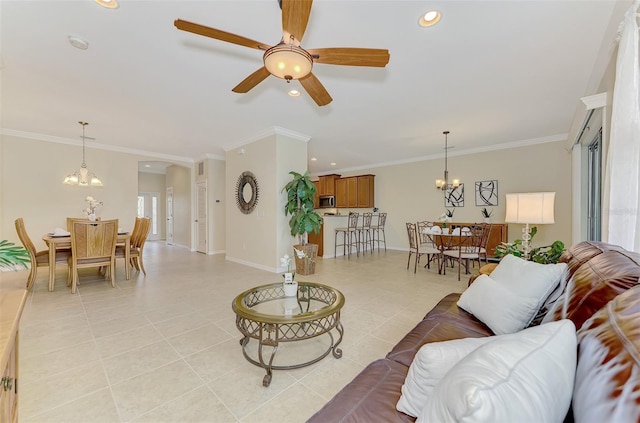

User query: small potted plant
[280,254,297,297]
[282,171,323,275]
[84,196,103,221]
[481,207,493,223]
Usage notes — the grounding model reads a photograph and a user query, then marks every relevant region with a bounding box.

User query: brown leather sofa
[307,241,640,422]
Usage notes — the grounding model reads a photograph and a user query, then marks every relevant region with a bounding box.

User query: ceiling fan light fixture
[419,10,441,27]
[95,0,119,9]
[263,44,313,80]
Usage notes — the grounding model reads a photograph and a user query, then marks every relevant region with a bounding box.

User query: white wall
[225,130,308,272]
[332,140,572,251]
[1,134,139,250]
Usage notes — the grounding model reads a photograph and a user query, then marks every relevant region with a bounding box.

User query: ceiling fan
[174,0,390,106]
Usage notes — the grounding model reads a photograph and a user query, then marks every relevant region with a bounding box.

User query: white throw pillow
[396,337,495,417]
[457,274,539,334]
[419,320,577,423]
[489,254,567,309]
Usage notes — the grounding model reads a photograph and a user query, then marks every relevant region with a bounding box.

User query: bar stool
[334,212,359,258]
[357,212,374,254]
[371,212,387,252]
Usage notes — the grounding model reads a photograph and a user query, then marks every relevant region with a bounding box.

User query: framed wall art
[445,183,464,207]
[475,180,498,206]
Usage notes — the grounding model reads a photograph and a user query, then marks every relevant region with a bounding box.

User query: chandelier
[63,121,103,187]
[435,130,460,190]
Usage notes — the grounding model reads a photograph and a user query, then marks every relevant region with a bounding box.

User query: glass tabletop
[232,281,344,323]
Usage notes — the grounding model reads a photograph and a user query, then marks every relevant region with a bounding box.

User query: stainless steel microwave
[318,195,336,208]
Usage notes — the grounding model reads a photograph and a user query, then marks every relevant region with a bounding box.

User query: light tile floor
[19,242,468,422]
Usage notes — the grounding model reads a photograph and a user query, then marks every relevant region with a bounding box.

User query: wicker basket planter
[294,244,318,275]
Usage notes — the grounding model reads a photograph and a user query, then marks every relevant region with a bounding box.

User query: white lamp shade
[505,192,555,224]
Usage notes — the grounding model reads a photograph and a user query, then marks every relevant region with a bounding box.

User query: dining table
[41,231,131,291]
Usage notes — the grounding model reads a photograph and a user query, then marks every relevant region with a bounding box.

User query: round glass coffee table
[232,281,345,386]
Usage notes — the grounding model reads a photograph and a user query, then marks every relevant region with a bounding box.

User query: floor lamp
[505,192,556,260]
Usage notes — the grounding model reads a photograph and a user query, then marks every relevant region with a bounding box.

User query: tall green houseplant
[282,171,323,275]
[282,170,323,245]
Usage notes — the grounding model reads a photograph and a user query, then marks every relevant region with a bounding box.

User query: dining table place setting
[48,227,70,237]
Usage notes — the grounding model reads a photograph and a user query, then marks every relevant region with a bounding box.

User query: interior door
[196,181,207,253]
[166,187,174,245]
[137,192,160,241]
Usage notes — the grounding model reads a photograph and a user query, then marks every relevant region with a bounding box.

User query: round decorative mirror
[235,171,259,214]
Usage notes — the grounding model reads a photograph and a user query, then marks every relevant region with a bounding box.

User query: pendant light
[435,130,460,190]
[63,121,103,187]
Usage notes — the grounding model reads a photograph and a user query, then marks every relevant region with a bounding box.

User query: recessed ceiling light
[288,89,301,97]
[95,0,119,9]
[145,164,151,168]
[311,157,317,161]
[419,10,441,27]
[330,162,337,166]
[68,36,89,50]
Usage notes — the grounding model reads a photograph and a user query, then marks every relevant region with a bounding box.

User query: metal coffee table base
[239,321,344,386]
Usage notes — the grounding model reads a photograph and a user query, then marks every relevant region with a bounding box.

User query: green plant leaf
[0,240,30,270]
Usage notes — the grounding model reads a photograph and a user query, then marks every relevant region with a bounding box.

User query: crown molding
[1,128,194,164]
[318,133,568,175]
[223,126,311,152]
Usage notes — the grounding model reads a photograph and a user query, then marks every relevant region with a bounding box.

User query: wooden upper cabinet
[357,175,375,208]
[336,175,373,208]
[335,178,348,208]
[317,174,340,196]
[347,177,358,207]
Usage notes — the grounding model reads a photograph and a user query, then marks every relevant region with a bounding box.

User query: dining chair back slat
[69,219,118,294]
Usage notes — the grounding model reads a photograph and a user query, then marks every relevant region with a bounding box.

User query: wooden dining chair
[15,218,71,290]
[68,219,119,294]
[115,217,151,275]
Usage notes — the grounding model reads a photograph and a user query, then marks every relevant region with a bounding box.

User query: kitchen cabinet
[317,174,340,196]
[335,177,358,208]
[336,175,375,208]
[356,175,375,208]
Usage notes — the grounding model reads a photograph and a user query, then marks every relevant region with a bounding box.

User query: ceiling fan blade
[174,19,271,51]
[307,47,390,67]
[282,0,313,45]
[299,72,332,106]
[232,67,271,93]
